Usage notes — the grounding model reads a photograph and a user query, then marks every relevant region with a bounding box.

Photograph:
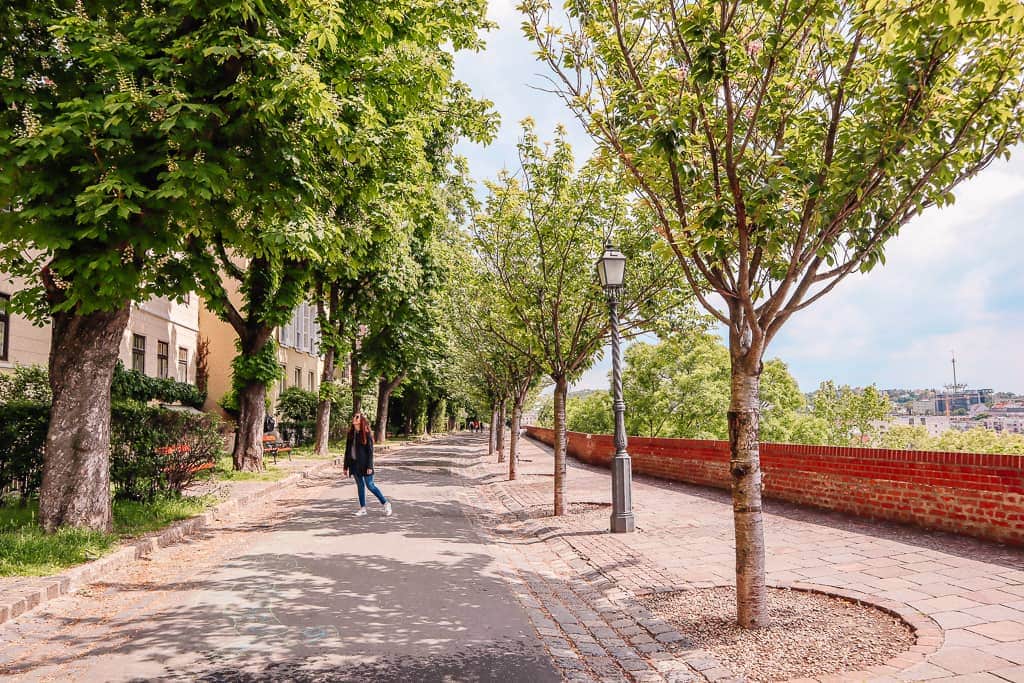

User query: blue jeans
[354,473,387,507]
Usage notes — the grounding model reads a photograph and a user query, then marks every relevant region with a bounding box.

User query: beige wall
[271,343,324,413]
[2,268,325,422]
[119,295,200,383]
[199,297,241,416]
[1,272,200,385]
[0,273,51,370]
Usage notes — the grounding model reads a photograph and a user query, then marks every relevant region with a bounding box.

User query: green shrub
[0,365,52,404]
[277,387,319,422]
[0,401,48,502]
[0,399,224,504]
[109,402,225,501]
[111,362,206,408]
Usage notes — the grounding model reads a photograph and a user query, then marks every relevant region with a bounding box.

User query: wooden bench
[262,434,293,464]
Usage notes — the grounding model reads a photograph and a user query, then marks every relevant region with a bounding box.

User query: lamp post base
[610,452,635,533]
[610,511,635,533]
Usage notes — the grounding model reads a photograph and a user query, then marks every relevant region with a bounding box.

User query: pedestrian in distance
[344,412,392,517]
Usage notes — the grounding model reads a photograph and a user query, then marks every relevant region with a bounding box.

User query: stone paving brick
[968,621,1024,643]
[575,641,609,656]
[991,665,1024,683]
[896,660,954,680]
[912,595,986,613]
[934,610,991,629]
[981,641,1024,665]
[946,628,1001,647]
[928,647,1015,674]
[459,435,1024,683]
[665,672,696,683]
[966,605,1024,622]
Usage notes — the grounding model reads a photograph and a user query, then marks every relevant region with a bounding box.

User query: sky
[452,1,1024,396]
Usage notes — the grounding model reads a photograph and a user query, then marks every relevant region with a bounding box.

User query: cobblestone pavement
[466,433,1024,683]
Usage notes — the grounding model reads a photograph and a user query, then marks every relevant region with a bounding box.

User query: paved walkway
[0,454,335,606]
[1,433,1021,682]
[0,438,557,682]
[479,434,1024,682]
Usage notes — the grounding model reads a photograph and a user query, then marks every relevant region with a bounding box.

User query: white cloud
[770,153,1024,392]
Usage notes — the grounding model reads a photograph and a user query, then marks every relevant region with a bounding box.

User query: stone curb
[0,458,338,628]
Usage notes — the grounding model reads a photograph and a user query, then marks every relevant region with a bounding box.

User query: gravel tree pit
[523,501,611,519]
[640,586,915,682]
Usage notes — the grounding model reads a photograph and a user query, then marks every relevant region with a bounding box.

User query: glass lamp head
[596,244,626,289]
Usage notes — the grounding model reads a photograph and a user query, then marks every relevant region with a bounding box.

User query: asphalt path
[0,435,559,682]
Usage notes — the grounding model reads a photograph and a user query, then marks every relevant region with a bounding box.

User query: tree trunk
[488,405,497,456]
[39,304,131,532]
[509,399,522,481]
[374,373,405,444]
[426,399,438,434]
[313,346,335,457]
[496,400,506,463]
[553,374,568,516]
[374,380,390,443]
[233,380,267,472]
[351,341,363,416]
[728,347,768,629]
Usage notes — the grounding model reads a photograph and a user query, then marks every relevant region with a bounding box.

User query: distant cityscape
[875,387,1024,436]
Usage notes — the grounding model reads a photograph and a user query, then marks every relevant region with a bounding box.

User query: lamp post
[596,244,635,533]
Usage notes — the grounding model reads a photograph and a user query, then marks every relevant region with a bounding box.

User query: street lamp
[596,244,635,533]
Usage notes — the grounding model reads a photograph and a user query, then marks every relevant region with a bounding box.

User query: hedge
[0,401,224,503]
[111,362,206,409]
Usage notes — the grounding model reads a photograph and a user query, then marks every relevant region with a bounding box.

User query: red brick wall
[524,426,1024,546]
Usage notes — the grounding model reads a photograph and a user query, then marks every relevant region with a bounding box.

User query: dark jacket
[343,430,375,476]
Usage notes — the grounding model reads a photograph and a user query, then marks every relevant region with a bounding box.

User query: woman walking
[344,412,392,517]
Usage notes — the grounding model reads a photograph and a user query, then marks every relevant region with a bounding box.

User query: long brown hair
[348,412,372,445]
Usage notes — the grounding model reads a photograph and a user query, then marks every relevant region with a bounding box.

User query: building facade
[873,415,954,438]
[1,273,199,384]
[200,295,324,419]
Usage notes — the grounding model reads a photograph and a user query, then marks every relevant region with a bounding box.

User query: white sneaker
[353,507,367,516]
[383,502,393,517]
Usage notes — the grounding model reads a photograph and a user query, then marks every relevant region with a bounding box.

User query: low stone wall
[524,427,1024,546]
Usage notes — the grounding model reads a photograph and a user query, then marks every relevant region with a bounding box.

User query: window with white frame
[304,304,315,353]
[280,302,321,354]
[177,347,188,383]
[281,317,293,348]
